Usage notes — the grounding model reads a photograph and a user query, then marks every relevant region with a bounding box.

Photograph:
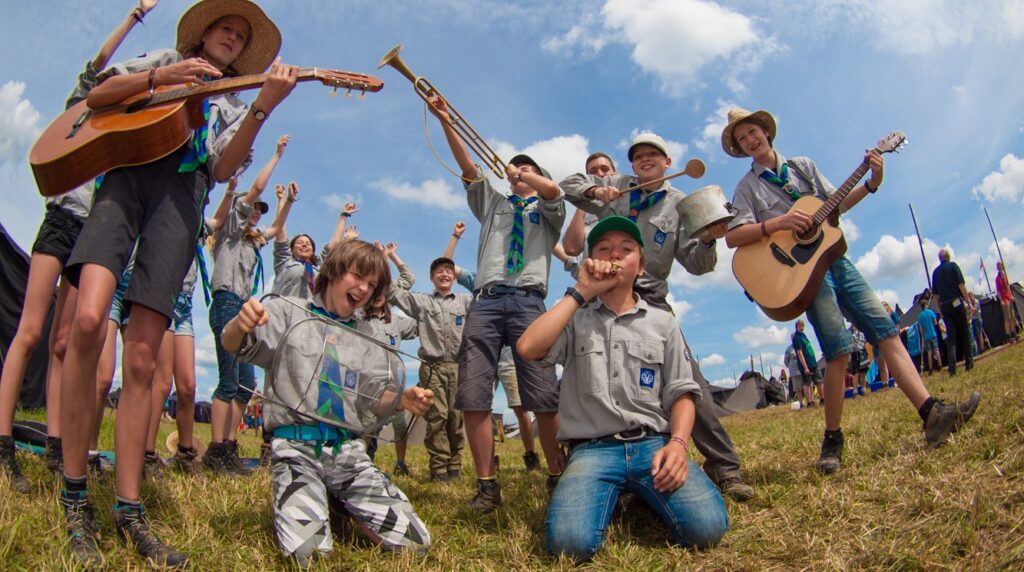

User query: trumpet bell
[377,44,417,84]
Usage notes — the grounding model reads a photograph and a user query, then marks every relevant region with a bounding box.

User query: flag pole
[909,203,931,289]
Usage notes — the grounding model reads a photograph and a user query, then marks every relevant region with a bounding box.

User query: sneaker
[87,453,109,477]
[467,479,502,512]
[143,453,165,480]
[223,440,253,476]
[718,477,755,502]
[45,437,64,474]
[173,447,203,478]
[113,503,189,568]
[546,474,560,495]
[60,490,103,568]
[202,442,227,474]
[522,451,540,473]
[0,435,31,494]
[816,429,844,475]
[924,391,982,448]
[393,461,411,476]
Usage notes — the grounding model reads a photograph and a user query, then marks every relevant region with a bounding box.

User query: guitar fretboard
[810,157,874,226]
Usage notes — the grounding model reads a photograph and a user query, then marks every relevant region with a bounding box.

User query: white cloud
[732,324,790,348]
[874,289,901,308]
[709,376,737,388]
[369,178,465,211]
[492,134,592,184]
[666,291,693,321]
[194,333,219,368]
[668,239,737,290]
[693,99,736,156]
[319,192,362,212]
[546,0,780,96]
[991,238,1024,270]
[703,353,726,366]
[854,234,942,282]
[971,153,1024,204]
[0,81,41,162]
[835,0,1024,56]
[839,217,861,242]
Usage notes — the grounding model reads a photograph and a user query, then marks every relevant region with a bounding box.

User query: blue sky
[2,1,1023,414]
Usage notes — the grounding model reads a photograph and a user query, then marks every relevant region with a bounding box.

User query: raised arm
[207,177,238,232]
[381,242,415,291]
[562,208,588,256]
[268,182,298,243]
[839,150,884,214]
[243,135,289,205]
[92,0,159,69]
[428,95,476,181]
[507,163,561,201]
[443,221,467,261]
[327,202,358,250]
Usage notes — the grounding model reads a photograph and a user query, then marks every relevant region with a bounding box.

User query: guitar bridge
[771,243,796,267]
[65,109,93,140]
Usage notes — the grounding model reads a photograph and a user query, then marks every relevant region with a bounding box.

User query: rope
[422,102,488,184]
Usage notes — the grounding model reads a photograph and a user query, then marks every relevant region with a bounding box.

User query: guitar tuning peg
[359,90,366,101]
[345,88,353,98]
[330,87,338,97]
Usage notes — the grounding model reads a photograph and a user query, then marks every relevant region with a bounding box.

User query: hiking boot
[87,453,108,477]
[816,429,844,475]
[202,442,227,474]
[113,503,189,569]
[468,479,502,512]
[45,436,64,474]
[143,452,165,480]
[173,447,203,478]
[60,490,103,568]
[447,469,461,481]
[393,460,411,476]
[224,440,253,476]
[924,391,982,448]
[0,435,31,494]
[430,472,450,483]
[546,474,560,495]
[718,477,755,502]
[523,451,540,473]
[259,444,271,467]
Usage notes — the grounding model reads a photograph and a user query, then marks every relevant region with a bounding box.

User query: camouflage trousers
[270,437,431,564]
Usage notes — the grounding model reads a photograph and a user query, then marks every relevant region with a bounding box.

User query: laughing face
[291,235,314,262]
[630,145,671,183]
[326,269,378,318]
[431,264,455,293]
[201,15,251,70]
[733,121,773,162]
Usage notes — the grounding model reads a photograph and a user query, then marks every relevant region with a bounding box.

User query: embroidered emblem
[639,367,656,389]
[344,370,358,389]
[654,230,667,245]
[529,211,540,224]
[455,315,463,326]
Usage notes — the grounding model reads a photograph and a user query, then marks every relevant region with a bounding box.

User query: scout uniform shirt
[561,174,716,302]
[271,240,318,299]
[542,296,701,441]
[466,167,566,296]
[212,194,262,299]
[387,265,472,362]
[728,154,835,230]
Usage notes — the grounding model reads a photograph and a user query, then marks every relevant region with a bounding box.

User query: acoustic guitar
[731,131,907,321]
[30,68,383,197]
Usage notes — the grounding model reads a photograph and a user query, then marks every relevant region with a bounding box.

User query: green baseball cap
[587,216,645,251]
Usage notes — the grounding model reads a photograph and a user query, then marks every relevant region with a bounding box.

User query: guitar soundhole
[794,227,821,245]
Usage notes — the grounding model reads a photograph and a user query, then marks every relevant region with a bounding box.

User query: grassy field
[2,343,1023,570]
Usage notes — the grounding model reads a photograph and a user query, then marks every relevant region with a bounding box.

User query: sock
[63,473,87,495]
[114,496,143,512]
[178,445,192,454]
[918,397,937,424]
[824,428,842,439]
[47,436,61,447]
[88,449,99,457]
[145,450,157,461]
[478,475,497,481]
[547,471,562,478]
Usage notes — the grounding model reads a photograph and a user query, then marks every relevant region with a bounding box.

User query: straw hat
[721,108,777,158]
[165,431,208,456]
[176,0,281,77]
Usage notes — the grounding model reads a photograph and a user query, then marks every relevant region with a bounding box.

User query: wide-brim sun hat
[177,0,281,77]
[721,108,777,158]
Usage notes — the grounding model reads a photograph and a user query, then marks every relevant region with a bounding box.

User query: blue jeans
[547,437,728,561]
[805,256,899,361]
[210,290,256,404]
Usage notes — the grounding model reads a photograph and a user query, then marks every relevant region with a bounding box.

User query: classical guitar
[30,68,383,197]
[731,131,907,321]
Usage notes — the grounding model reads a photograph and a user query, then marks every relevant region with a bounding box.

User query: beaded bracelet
[670,436,689,453]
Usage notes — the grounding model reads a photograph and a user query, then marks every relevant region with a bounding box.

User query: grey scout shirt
[212,194,261,299]
[364,314,418,351]
[237,293,397,433]
[728,154,835,230]
[271,240,317,299]
[388,265,472,363]
[96,49,253,189]
[542,296,701,441]
[466,167,566,296]
[47,60,102,221]
[561,174,716,301]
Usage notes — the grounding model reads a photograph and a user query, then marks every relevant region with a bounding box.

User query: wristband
[147,68,157,95]
[760,221,768,237]
[564,286,587,307]
[864,180,879,194]
[670,436,690,453]
[340,212,351,218]
[131,7,145,24]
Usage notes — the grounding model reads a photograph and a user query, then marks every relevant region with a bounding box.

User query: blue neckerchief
[195,244,212,306]
[251,242,264,297]
[627,189,666,222]
[759,163,801,201]
[307,302,355,328]
[506,195,538,274]
[179,98,211,173]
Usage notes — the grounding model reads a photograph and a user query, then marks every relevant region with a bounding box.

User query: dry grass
[2,343,1023,570]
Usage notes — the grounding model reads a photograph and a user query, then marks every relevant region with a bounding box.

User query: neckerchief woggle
[506,196,538,274]
[627,189,666,223]
[759,162,801,201]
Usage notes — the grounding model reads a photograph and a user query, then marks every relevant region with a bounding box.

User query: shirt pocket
[625,341,665,402]
[647,214,677,252]
[572,336,606,394]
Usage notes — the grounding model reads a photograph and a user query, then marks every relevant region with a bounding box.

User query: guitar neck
[810,153,875,225]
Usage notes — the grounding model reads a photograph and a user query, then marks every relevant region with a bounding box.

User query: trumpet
[378,44,507,179]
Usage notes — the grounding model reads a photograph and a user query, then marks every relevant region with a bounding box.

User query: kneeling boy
[222,240,433,564]
[518,217,728,562]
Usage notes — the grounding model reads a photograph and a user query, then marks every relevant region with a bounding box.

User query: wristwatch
[565,286,587,307]
[249,105,268,122]
[703,238,716,248]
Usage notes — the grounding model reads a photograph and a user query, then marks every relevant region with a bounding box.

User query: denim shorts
[108,269,133,326]
[210,290,256,404]
[170,291,194,337]
[804,256,899,362]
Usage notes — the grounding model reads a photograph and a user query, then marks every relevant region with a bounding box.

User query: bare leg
[90,320,120,451]
[115,305,167,501]
[0,254,63,436]
[46,281,78,437]
[823,355,850,431]
[61,264,118,478]
[227,401,245,441]
[172,335,196,450]
[877,337,929,408]
[464,411,495,478]
[534,411,562,474]
[145,332,174,453]
[512,406,535,453]
[394,438,407,462]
